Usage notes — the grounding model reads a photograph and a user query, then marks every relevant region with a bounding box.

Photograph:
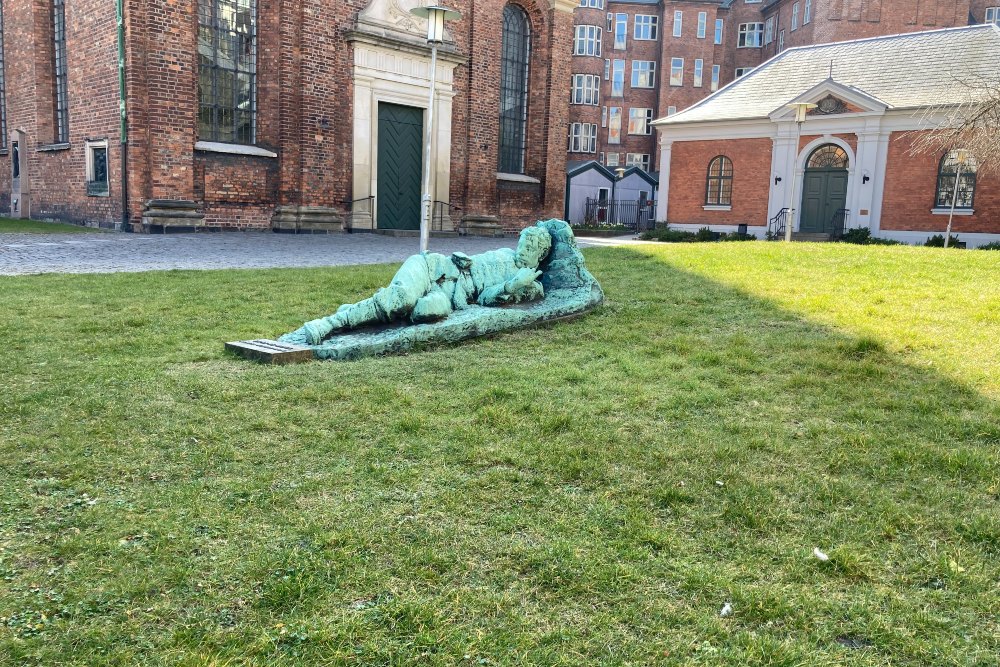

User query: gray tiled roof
[656,25,1000,126]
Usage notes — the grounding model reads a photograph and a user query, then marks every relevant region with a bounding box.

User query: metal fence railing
[582,198,656,233]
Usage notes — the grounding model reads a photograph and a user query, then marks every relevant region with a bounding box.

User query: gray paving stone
[0,230,640,276]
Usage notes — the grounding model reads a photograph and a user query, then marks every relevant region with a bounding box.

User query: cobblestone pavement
[0,230,641,276]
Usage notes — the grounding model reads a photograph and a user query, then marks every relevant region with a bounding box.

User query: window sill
[86,183,110,197]
[703,204,732,211]
[496,172,541,184]
[195,141,277,158]
[37,143,71,152]
[930,207,973,216]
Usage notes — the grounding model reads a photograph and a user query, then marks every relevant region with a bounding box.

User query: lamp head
[787,102,818,123]
[410,5,462,43]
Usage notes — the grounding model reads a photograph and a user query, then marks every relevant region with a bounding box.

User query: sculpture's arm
[477,267,544,306]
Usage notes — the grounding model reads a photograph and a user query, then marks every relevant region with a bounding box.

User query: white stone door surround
[348,0,464,231]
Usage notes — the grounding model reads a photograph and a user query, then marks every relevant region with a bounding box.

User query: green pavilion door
[377,103,424,231]
[799,144,850,234]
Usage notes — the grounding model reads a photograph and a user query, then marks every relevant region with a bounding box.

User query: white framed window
[804,0,812,23]
[574,25,602,56]
[986,7,1000,23]
[714,18,724,44]
[670,57,684,86]
[778,29,785,51]
[738,23,764,48]
[667,105,677,115]
[614,13,628,49]
[599,151,604,163]
[608,107,622,144]
[604,58,611,80]
[792,2,800,30]
[764,16,774,44]
[611,59,625,96]
[634,14,658,40]
[627,108,653,135]
[673,10,683,37]
[711,64,720,91]
[578,0,604,8]
[85,139,110,197]
[745,0,762,3]
[735,67,753,78]
[626,153,650,171]
[605,152,620,167]
[569,123,598,153]
[571,74,601,105]
[693,59,704,87]
[630,60,656,88]
[697,12,707,38]
[601,105,608,127]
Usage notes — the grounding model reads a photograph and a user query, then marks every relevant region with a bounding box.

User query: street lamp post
[410,5,462,253]
[784,102,817,242]
[944,149,969,249]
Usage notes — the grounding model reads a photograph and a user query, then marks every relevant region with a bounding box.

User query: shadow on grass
[0,246,998,666]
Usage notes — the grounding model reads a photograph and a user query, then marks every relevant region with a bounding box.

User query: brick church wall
[0,0,123,225]
[2,0,572,232]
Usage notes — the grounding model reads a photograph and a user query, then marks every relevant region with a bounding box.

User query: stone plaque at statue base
[225,339,314,365]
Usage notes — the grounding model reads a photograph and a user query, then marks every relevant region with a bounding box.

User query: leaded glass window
[0,1,7,149]
[706,156,733,205]
[53,0,69,143]
[198,0,257,145]
[806,145,849,169]
[935,151,978,209]
[499,4,531,174]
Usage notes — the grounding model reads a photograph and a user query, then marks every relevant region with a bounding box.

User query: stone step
[791,232,833,242]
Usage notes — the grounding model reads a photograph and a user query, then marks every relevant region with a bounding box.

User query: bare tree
[910,75,1000,173]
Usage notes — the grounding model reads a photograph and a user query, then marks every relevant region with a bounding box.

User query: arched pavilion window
[935,150,978,209]
[499,4,531,174]
[705,156,733,205]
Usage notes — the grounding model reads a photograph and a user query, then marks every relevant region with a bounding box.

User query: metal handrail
[768,207,789,240]
[828,208,849,238]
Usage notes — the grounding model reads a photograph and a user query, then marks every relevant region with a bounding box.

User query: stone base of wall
[461,215,505,237]
[271,205,345,233]
[138,200,205,233]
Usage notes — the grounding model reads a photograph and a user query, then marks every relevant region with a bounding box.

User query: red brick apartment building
[567,0,996,174]
[0,0,579,233]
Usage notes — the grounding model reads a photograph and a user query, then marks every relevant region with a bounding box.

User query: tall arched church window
[499,4,531,174]
[935,150,978,209]
[705,156,733,205]
[198,0,257,145]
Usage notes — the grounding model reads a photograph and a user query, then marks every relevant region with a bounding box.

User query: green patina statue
[275,219,603,360]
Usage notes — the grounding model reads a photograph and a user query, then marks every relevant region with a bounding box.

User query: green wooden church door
[377,103,424,231]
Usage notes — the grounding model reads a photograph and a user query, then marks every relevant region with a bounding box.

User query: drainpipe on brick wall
[116,0,129,232]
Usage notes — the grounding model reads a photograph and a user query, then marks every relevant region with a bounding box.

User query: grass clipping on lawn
[1,243,998,665]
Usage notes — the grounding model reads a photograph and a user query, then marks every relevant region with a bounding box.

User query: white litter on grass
[715,480,724,487]
[813,547,830,562]
[719,602,733,617]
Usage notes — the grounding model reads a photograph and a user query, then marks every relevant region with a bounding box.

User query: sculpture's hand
[508,267,542,293]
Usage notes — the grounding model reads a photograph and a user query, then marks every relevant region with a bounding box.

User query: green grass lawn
[1,243,998,666]
[0,216,100,234]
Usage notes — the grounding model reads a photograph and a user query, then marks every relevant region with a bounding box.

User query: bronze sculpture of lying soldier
[282,226,553,346]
